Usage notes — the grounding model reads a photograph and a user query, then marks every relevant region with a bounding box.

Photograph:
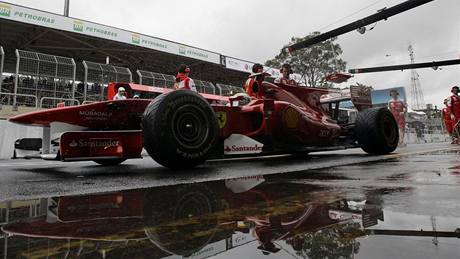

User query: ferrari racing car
[9,80,399,169]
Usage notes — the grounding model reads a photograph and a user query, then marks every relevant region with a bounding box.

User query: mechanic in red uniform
[442,98,453,136]
[245,63,266,99]
[388,89,407,146]
[274,63,297,85]
[174,64,197,92]
[450,86,460,143]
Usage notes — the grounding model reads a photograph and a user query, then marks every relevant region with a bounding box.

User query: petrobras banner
[0,2,221,64]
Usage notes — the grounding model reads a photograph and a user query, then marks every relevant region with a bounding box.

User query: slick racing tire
[142,90,218,169]
[355,108,399,155]
[93,158,126,166]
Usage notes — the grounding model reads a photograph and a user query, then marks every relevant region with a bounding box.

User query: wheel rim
[171,104,210,149]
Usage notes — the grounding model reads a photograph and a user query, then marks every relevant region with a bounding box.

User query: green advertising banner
[0,1,221,64]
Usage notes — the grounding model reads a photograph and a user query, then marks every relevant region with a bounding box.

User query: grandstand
[0,1,295,115]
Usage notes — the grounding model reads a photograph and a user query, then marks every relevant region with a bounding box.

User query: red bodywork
[9,81,350,161]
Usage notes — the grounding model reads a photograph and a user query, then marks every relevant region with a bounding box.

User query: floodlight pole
[64,0,70,17]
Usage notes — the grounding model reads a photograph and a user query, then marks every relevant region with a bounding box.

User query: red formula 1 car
[9,81,399,169]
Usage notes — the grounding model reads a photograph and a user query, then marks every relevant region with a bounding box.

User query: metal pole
[0,46,4,93]
[287,0,434,52]
[137,70,143,85]
[127,68,133,83]
[64,0,70,17]
[349,59,460,74]
[71,58,76,101]
[13,49,20,109]
[83,61,88,102]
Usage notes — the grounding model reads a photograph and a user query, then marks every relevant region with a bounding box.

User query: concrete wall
[0,119,42,159]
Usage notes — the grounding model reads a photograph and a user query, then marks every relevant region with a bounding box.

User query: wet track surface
[1,143,460,258]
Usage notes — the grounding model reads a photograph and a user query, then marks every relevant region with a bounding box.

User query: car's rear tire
[355,108,399,155]
[142,90,218,169]
[93,158,126,166]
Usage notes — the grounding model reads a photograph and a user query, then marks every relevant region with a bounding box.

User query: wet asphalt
[0,143,459,258]
[0,142,457,201]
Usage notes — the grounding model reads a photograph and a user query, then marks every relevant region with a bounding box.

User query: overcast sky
[7,0,460,108]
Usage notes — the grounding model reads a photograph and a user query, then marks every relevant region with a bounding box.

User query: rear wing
[350,84,372,111]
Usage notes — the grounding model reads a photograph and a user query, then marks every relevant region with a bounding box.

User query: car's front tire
[142,90,218,169]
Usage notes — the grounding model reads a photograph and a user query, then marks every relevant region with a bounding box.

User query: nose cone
[9,110,51,126]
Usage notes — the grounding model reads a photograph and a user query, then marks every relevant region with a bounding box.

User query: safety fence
[137,69,228,96]
[10,50,77,109]
[137,70,175,88]
[194,79,216,95]
[1,49,250,112]
[81,61,132,102]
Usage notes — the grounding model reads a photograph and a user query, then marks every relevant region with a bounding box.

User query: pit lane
[0,142,458,202]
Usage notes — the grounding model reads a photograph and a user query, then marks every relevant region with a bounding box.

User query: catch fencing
[81,61,132,102]
[137,70,175,88]
[10,50,77,109]
[194,79,216,94]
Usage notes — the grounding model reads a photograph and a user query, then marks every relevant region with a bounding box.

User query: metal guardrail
[39,97,80,109]
[0,92,38,110]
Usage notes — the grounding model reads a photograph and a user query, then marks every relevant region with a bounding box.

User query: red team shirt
[442,107,453,134]
[388,99,406,128]
[451,95,460,122]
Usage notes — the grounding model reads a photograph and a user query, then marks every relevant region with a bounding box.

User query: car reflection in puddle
[0,175,459,259]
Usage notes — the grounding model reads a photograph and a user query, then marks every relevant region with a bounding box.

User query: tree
[266,32,346,88]
[286,222,363,259]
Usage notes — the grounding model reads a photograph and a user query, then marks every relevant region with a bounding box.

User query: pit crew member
[388,89,407,146]
[275,63,297,85]
[175,64,197,92]
[442,98,453,136]
[245,63,267,99]
[450,86,460,143]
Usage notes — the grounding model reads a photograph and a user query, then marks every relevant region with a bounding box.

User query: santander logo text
[224,134,264,155]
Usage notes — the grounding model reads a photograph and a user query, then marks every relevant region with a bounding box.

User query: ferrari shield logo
[216,111,227,129]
